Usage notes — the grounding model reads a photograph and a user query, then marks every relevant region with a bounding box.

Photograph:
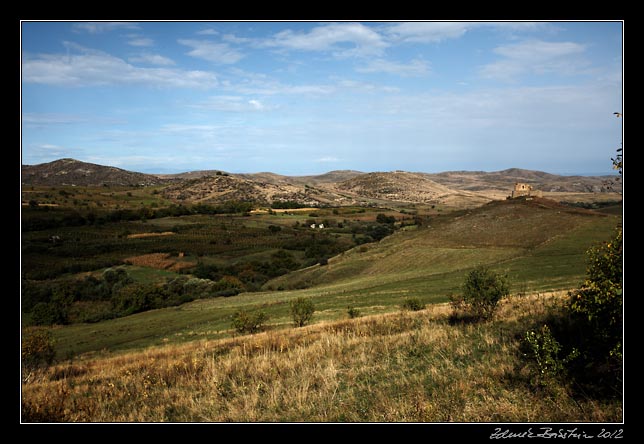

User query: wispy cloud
[384,22,471,43]
[196,28,219,36]
[178,39,244,64]
[72,22,140,34]
[128,53,175,66]
[191,95,271,112]
[221,77,335,96]
[22,43,216,88]
[383,21,547,44]
[22,113,86,125]
[480,40,588,81]
[263,22,388,58]
[127,36,154,47]
[316,156,340,163]
[356,58,429,77]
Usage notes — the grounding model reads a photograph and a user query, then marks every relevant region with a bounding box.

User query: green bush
[454,267,509,322]
[401,297,425,311]
[522,324,578,387]
[231,309,268,334]
[30,302,68,326]
[347,306,361,319]
[522,227,622,396]
[290,297,315,327]
[566,227,622,392]
[569,227,622,362]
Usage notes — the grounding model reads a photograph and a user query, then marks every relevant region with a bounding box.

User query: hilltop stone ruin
[511,182,543,199]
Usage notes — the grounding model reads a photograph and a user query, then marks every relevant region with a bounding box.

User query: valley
[20,158,623,423]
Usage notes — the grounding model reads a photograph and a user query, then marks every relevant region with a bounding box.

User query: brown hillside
[21,158,169,187]
[160,174,343,206]
[332,171,490,206]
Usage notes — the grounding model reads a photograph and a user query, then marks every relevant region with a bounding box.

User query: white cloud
[356,58,429,77]
[334,78,400,94]
[248,99,264,110]
[383,21,548,44]
[127,37,154,47]
[191,96,270,112]
[222,78,335,96]
[222,34,254,44]
[22,113,85,125]
[161,124,220,132]
[196,29,219,36]
[178,39,244,64]
[128,53,175,66]
[263,22,388,58]
[22,45,217,88]
[316,156,339,163]
[480,40,587,81]
[72,22,140,34]
[384,22,471,43]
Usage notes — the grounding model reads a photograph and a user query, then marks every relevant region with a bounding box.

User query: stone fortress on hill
[511,182,543,199]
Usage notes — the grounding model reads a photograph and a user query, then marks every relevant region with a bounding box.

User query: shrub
[457,267,509,321]
[521,227,622,396]
[523,324,567,386]
[231,309,268,334]
[347,306,361,319]
[30,302,68,326]
[290,297,315,327]
[568,227,622,364]
[22,328,55,379]
[401,297,425,311]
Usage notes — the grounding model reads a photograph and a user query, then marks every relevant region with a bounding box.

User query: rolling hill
[265,197,620,295]
[330,171,492,206]
[160,173,345,206]
[426,168,616,193]
[22,158,620,207]
[21,158,170,187]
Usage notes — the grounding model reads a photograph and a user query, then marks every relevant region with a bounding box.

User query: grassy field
[44,197,621,358]
[22,292,621,422]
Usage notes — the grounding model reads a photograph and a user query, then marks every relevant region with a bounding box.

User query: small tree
[454,267,509,322]
[290,297,315,327]
[22,328,55,381]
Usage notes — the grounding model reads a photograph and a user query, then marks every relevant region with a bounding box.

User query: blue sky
[21,21,622,175]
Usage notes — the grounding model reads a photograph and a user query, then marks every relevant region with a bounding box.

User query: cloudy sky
[21,21,622,175]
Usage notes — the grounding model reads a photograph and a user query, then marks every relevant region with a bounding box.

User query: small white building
[310,224,316,229]
[318,224,324,229]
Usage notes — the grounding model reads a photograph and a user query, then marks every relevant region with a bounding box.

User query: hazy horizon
[22,156,619,178]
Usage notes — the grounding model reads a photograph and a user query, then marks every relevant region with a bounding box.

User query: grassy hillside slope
[267,197,619,293]
[22,293,621,422]
[47,198,620,358]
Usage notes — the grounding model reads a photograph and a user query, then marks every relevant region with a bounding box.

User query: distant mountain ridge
[21,159,618,204]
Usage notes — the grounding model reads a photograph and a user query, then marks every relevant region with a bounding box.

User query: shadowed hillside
[21,159,169,187]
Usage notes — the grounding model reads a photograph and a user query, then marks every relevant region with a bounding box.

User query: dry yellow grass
[21,292,622,423]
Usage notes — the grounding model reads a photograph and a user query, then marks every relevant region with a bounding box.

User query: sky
[21,21,623,175]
